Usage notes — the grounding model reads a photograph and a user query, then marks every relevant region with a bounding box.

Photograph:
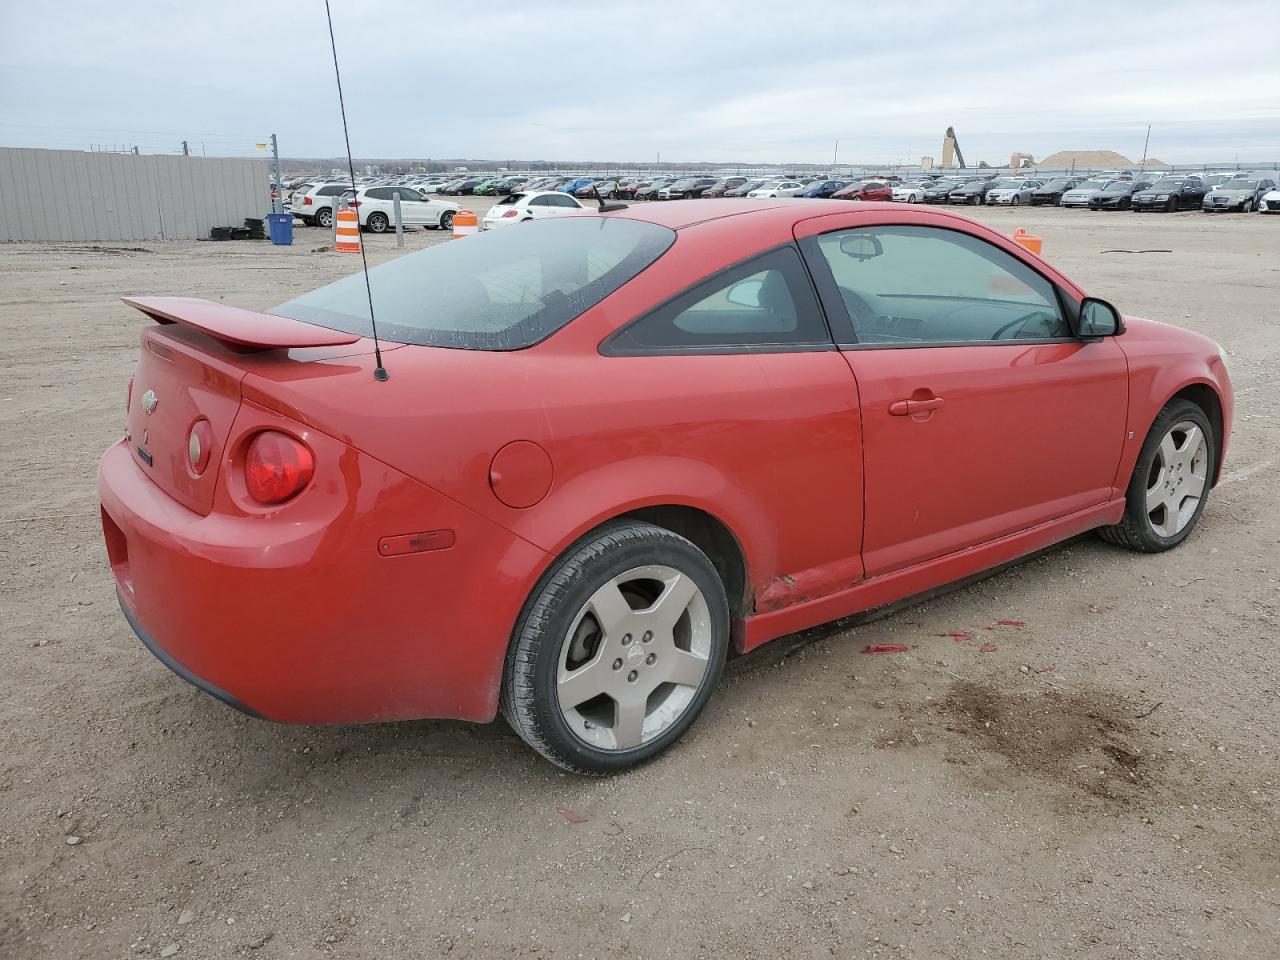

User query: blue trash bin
[266,212,294,246]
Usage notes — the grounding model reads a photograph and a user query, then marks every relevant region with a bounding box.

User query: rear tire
[501,521,730,775]
[1097,399,1215,553]
[316,207,334,229]
[366,212,389,233]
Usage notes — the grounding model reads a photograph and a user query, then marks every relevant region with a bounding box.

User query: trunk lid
[122,297,365,515]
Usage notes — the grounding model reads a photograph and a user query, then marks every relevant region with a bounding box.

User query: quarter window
[606,246,829,353]
[810,225,1068,345]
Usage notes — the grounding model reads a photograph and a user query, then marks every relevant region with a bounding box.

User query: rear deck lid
[122,297,360,515]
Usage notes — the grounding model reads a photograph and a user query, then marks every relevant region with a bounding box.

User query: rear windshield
[272,217,675,350]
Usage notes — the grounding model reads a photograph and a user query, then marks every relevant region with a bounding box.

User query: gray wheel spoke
[558,659,608,710]
[665,648,710,688]
[649,572,698,632]
[1177,425,1203,463]
[1159,432,1178,468]
[1183,471,1206,499]
[612,695,647,749]
[586,579,633,637]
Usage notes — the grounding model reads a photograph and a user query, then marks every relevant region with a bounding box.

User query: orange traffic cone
[335,208,361,253]
[452,209,478,239]
[1012,227,1042,255]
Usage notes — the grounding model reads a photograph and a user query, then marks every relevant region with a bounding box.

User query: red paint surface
[123,296,360,349]
[98,200,1234,725]
[863,644,913,655]
[936,630,975,642]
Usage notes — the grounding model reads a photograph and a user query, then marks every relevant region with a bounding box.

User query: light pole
[833,138,840,171]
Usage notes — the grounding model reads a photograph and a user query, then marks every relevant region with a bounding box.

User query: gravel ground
[1,201,1278,960]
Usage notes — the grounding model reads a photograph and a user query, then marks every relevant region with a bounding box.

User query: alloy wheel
[1145,420,1208,537]
[557,564,713,751]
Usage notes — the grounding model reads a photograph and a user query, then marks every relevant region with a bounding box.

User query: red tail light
[244,431,314,505]
[349,199,361,207]
[303,195,313,206]
[502,209,519,218]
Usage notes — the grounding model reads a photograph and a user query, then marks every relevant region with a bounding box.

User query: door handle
[889,396,944,417]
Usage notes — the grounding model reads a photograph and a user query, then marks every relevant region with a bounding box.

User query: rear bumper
[98,430,548,725]
[117,589,265,719]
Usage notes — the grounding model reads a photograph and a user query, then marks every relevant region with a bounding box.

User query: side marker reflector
[378,530,456,557]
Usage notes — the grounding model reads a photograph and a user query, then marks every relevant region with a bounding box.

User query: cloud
[1,0,1276,164]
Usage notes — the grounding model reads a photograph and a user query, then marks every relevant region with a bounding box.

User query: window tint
[318,184,348,196]
[548,194,579,208]
[396,187,423,200]
[274,218,675,350]
[607,246,828,354]
[811,226,1068,345]
[528,195,552,207]
[366,187,391,200]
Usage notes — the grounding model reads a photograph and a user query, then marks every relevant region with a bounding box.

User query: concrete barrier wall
[0,148,271,242]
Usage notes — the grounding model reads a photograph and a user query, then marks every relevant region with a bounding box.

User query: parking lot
[2,204,1278,960]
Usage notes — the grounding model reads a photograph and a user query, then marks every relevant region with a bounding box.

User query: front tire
[439,210,455,230]
[1098,399,1215,552]
[1011,195,1021,206]
[501,521,730,775]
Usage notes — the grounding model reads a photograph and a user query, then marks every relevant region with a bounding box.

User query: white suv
[346,186,460,232]
[289,182,353,228]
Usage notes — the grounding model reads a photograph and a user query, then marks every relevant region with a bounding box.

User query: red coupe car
[99,200,1232,774]
[832,180,894,202]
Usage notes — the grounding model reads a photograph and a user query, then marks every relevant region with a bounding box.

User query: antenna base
[373,366,389,382]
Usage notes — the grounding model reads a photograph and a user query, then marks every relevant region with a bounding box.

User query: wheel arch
[618,504,749,620]
[1169,382,1225,485]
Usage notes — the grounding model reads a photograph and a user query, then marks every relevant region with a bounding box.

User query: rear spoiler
[122,296,360,350]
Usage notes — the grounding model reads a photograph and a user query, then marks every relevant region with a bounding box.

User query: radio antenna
[323,0,388,381]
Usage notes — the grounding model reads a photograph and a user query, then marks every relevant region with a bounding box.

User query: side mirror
[726,278,764,308]
[1079,297,1122,338]
[839,234,883,261]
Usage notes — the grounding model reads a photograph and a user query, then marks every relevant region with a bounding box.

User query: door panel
[845,340,1128,576]
[794,213,1130,580]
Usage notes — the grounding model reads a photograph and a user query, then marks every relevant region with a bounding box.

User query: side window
[319,185,346,197]
[550,194,579,208]
[810,225,1069,345]
[366,187,390,200]
[396,188,423,201]
[606,246,829,354]
[528,195,552,207]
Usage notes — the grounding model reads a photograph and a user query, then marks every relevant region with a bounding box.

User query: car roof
[599,197,889,231]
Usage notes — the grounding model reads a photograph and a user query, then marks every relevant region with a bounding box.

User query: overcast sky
[1,0,1277,165]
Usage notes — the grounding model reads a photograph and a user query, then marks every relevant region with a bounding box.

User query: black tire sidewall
[368,213,388,232]
[1126,400,1216,550]
[505,523,729,774]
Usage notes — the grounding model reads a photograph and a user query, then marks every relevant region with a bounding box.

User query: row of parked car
[282,167,1280,232]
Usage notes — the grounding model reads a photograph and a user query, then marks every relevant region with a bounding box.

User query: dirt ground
[1,200,1278,960]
